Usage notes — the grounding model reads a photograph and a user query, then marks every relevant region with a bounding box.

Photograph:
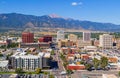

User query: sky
[0,0,120,24]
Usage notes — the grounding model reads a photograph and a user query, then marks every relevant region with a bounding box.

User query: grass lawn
[0,72,15,74]
[0,71,50,74]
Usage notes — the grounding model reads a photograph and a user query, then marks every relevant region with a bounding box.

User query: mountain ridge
[0,13,120,31]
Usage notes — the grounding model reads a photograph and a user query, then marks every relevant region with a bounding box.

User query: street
[52,49,67,78]
[71,70,120,78]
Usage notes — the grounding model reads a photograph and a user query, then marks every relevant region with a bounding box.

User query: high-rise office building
[22,32,34,43]
[99,34,113,49]
[57,30,65,42]
[83,32,91,41]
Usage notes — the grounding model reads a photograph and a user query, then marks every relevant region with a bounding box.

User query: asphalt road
[52,49,67,78]
[71,70,120,78]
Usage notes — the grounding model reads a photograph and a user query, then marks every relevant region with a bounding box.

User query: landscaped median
[0,68,50,75]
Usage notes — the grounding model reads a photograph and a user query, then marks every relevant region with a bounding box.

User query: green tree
[66,69,73,78]
[51,50,55,55]
[66,69,73,75]
[118,71,120,78]
[100,57,108,69]
[6,52,13,60]
[80,61,85,64]
[93,58,100,70]
[39,47,42,51]
[27,72,32,74]
[60,53,65,60]
[63,62,68,69]
[0,53,3,57]
[49,74,54,78]
[15,68,24,74]
[85,64,92,71]
[44,72,49,75]
[7,43,19,48]
[35,68,41,74]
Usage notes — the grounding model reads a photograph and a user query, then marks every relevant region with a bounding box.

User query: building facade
[68,34,78,42]
[77,39,92,48]
[38,35,52,42]
[83,32,91,41]
[57,30,65,42]
[10,52,51,71]
[22,32,34,43]
[58,39,77,48]
[99,34,113,49]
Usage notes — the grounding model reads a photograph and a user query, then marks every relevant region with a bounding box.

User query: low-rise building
[58,39,77,48]
[38,35,52,43]
[108,56,118,63]
[81,54,90,60]
[77,40,92,48]
[20,42,50,49]
[102,74,117,78]
[0,60,8,70]
[0,40,7,46]
[60,47,77,54]
[67,63,85,70]
[84,46,97,51]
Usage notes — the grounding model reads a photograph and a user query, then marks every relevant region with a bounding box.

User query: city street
[71,70,120,78]
[52,49,67,78]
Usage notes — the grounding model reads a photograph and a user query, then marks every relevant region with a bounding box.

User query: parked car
[60,71,67,75]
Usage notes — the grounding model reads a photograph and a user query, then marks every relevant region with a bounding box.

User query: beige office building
[77,39,92,48]
[68,34,78,42]
[99,34,113,49]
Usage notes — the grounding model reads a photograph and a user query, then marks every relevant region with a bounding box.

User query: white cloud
[71,2,78,6]
[71,2,83,6]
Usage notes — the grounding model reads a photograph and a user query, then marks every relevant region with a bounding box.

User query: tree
[93,58,100,70]
[66,69,73,78]
[80,61,85,64]
[0,53,3,57]
[118,71,120,78]
[27,72,32,74]
[7,43,19,48]
[51,50,55,55]
[15,68,24,74]
[60,53,65,60]
[85,64,92,71]
[63,62,68,69]
[100,57,108,69]
[66,69,73,75]
[44,72,49,75]
[49,74,54,78]
[35,68,41,74]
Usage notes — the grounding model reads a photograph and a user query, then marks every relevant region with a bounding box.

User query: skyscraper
[83,32,91,41]
[57,30,65,42]
[22,32,34,43]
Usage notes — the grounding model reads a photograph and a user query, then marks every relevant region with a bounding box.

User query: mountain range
[0,13,120,31]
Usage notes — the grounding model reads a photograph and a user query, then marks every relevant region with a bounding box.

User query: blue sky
[0,0,120,24]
